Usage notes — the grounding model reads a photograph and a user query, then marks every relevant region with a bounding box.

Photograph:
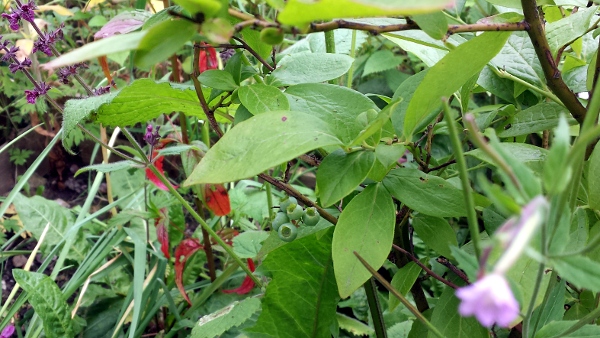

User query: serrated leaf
[191,298,261,338]
[383,168,467,217]
[184,111,342,185]
[332,184,395,298]
[238,84,290,115]
[277,0,454,26]
[271,52,354,85]
[13,270,74,337]
[404,31,511,138]
[246,229,339,337]
[317,149,375,207]
[336,313,374,336]
[363,50,404,77]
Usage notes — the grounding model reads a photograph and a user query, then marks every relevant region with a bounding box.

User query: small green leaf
[191,298,261,338]
[238,84,290,115]
[411,11,448,40]
[198,70,239,91]
[317,149,376,207]
[383,168,467,217]
[43,32,147,69]
[411,214,457,259]
[135,19,197,69]
[184,111,342,185]
[336,313,375,336]
[388,262,421,311]
[404,31,511,138]
[247,229,339,337]
[543,115,572,195]
[170,0,221,17]
[390,70,428,137]
[551,255,600,293]
[332,184,395,298]
[271,52,354,85]
[362,50,404,77]
[498,102,575,138]
[232,230,270,259]
[13,270,74,337]
[75,160,140,177]
[277,0,454,26]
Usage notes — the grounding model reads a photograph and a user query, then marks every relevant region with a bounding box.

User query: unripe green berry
[260,27,284,45]
[279,196,297,213]
[278,223,298,242]
[286,203,303,220]
[271,212,289,231]
[302,207,320,226]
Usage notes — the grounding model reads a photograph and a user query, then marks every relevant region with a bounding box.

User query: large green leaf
[491,32,544,87]
[184,111,342,184]
[411,214,457,259]
[12,194,88,260]
[13,270,74,337]
[317,149,376,207]
[277,0,454,26]
[391,70,428,137]
[404,31,511,138]
[284,83,378,145]
[427,285,488,338]
[332,183,395,298]
[551,255,600,293]
[498,102,575,138]
[382,168,467,217]
[238,84,290,115]
[134,19,197,69]
[246,229,339,337]
[43,32,146,69]
[546,6,598,55]
[270,52,354,85]
[191,298,261,338]
[466,143,548,174]
[63,79,215,137]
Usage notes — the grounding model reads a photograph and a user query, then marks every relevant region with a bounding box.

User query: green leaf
[134,19,197,69]
[530,279,566,338]
[498,102,575,138]
[388,262,421,311]
[332,184,395,298]
[12,194,88,260]
[271,52,354,85]
[336,313,374,336]
[551,255,600,293]
[427,285,488,338]
[383,168,467,217]
[534,321,600,338]
[170,0,221,17]
[404,31,511,138]
[75,160,140,177]
[391,70,428,137]
[61,92,118,150]
[184,111,342,184]
[411,11,448,40]
[543,115,572,195]
[43,32,147,69]
[411,215,457,259]
[317,149,376,207]
[13,270,74,337]
[277,0,454,26]
[284,83,378,145]
[362,50,404,77]
[546,7,598,55]
[491,32,544,87]
[368,143,406,182]
[232,230,270,259]
[466,143,548,174]
[63,79,218,131]
[191,298,261,338]
[238,84,290,115]
[246,229,339,337]
[199,70,239,91]
[588,143,600,210]
[241,28,272,60]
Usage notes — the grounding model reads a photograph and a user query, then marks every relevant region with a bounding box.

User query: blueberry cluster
[271,195,321,242]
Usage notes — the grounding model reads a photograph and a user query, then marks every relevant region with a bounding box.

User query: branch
[521,0,586,124]
[392,244,459,289]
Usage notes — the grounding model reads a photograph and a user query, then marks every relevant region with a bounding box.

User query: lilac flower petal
[1,324,15,338]
[94,11,151,39]
[456,274,520,328]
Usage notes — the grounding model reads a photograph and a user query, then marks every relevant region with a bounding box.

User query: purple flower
[2,12,21,31]
[32,38,52,56]
[24,82,51,104]
[0,324,14,338]
[144,124,160,146]
[456,273,520,328]
[93,84,111,95]
[18,0,37,22]
[1,46,19,62]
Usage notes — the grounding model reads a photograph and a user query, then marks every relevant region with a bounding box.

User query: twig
[231,36,275,72]
[192,44,224,137]
[392,244,459,289]
[436,257,470,283]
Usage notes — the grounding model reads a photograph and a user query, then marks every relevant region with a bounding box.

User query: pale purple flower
[2,12,21,31]
[144,124,160,146]
[18,0,37,22]
[456,273,520,328]
[0,324,15,338]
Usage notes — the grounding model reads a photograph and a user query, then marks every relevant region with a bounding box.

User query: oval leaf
[238,83,290,115]
[411,214,457,259]
[271,52,354,85]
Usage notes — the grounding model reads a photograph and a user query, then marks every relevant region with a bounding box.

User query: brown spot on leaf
[282,116,287,121]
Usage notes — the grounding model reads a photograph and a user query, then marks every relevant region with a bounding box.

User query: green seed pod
[272,212,289,231]
[279,195,298,213]
[302,207,320,226]
[278,223,298,242]
[286,203,304,220]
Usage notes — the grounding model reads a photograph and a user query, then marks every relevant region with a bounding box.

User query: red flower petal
[204,184,231,216]
[174,238,204,306]
[222,259,256,295]
[146,156,179,191]
[199,43,218,73]
[156,221,170,259]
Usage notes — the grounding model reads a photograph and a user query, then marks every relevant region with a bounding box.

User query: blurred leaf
[233,231,269,259]
[134,19,197,69]
[336,313,374,336]
[411,11,447,40]
[363,50,404,77]
[428,285,488,338]
[94,10,151,38]
[551,255,600,293]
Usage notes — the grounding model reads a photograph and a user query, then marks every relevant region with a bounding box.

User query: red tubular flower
[222,259,256,295]
[199,42,218,73]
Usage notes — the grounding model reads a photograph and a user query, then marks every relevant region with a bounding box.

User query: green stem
[324,30,336,84]
[147,165,262,287]
[443,101,481,258]
[492,67,562,106]
[346,30,357,88]
[364,278,387,338]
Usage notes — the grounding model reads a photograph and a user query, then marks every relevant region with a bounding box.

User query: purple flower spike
[24,89,38,104]
[33,38,52,56]
[456,273,520,328]
[2,12,21,31]
[1,46,19,62]
[144,124,160,146]
[18,0,37,22]
[24,82,51,104]
[0,324,15,338]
